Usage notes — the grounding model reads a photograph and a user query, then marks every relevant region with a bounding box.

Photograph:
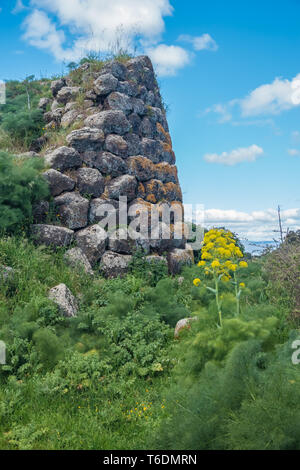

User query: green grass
[0,234,299,450]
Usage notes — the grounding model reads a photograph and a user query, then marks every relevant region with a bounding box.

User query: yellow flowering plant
[194,228,249,324]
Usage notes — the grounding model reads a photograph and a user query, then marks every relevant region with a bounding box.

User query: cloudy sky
[1,0,300,241]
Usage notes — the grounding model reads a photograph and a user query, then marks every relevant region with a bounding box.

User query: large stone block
[75,225,107,265]
[31,225,74,247]
[54,192,89,230]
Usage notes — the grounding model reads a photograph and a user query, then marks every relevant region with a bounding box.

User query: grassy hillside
[0,233,299,450]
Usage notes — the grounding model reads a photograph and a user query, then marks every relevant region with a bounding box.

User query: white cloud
[23,10,68,61]
[178,33,218,51]
[22,0,174,63]
[204,144,264,166]
[147,44,191,76]
[205,73,300,125]
[288,148,300,156]
[240,74,300,116]
[199,208,300,241]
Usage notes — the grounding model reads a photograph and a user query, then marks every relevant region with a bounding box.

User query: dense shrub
[0,152,49,233]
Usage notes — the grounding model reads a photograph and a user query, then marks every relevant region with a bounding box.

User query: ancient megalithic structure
[32,55,194,277]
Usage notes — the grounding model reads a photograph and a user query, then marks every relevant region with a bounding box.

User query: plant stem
[234,271,240,316]
[214,273,222,327]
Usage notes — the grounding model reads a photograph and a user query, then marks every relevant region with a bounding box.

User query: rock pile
[32,56,194,277]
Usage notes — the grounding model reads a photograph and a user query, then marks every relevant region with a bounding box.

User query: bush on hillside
[0,152,49,233]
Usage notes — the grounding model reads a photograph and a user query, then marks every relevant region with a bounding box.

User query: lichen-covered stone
[56,86,81,104]
[85,110,131,135]
[44,147,82,171]
[66,127,105,152]
[94,152,127,177]
[127,156,155,182]
[43,169,75,196]
[144,179,166,203]
[105,175,137,201]
[0,266,14,281]
[100,251,132,278]
[124,133,141,156]
[154,162,178,184]
[108,228,134,254]
[104,134,128,157]
[51,78,66,97]
[75,225,107,265]
[31,225,74,247]
[64,247,94,275]
[101,61,127,80]
[105,92,133,115]
[54,192,89,230]
[48,284,78,318]
[140,138,163,163]
[89,198,119,226]
[168,246,194,275]
[76,168,105,197]
[94,73,118,96]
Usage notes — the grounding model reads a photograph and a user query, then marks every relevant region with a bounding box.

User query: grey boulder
[64,248,94,275]
[44,146,82,171]
[31,225,74,247]
[54,192,89,230]
[48,284,78,318]
[75,225,107,265]
[43,169,75,197]
[76,168,105,197]
[100,251,132,278]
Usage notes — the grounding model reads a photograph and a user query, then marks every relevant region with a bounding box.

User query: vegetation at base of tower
[0,232,299,450]
[0,152,49,233]
[0,61,299,451]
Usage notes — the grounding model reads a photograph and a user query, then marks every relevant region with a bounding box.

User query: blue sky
[1,0,300,240]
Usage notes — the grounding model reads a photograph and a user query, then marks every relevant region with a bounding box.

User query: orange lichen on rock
[156,122,172,147]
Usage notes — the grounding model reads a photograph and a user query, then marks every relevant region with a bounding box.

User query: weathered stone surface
[124,133,141,156]
[105,175,137,201]
[105,134,128,157]
[105,92,133,115]
[66,127,105,152]
[44,147,82,171]
[144,179,166,203]
[76,168,105,197]
[31,225,74,247]
[43,169,75,196]
[150,221,173,254]
[154,162,178,184]
[140,117,157,138]
[33,201,50,223]
[38,97,51,110]
[168,246,194,275]
[51,79,66,97]
[141,138,163,163]
[89,198,119,226]
[174,317,198,339]
[100,251,132,278]
[164,182,183,202]
[54,192,89,230]
[128,113,142,134]
[56,86,80,104]
[64,247,94,275]
[94,73,118,96]
[61,109,81,128]
[0,266,14,281]
[127,156,155,182]
[94,152,127,177]
[85,110,131,135]
[108,228,134,254]
[48,284,78,318]
[101,61,127,80]
[117,80,139,97]
[75,225,107,265]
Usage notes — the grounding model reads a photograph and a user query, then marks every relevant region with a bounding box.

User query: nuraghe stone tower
[32,56,194,277]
